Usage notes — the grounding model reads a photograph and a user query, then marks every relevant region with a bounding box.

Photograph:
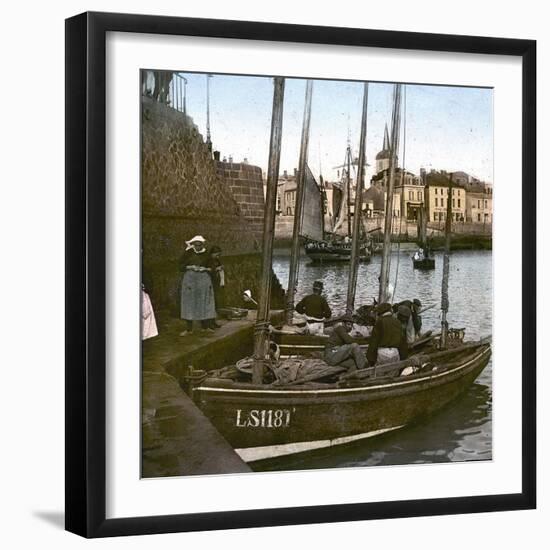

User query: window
[478,199,481,208]
[452,189,455,196]
[478,213,481,222]
[458,198,461,208]
[435,188,438,195]
[435,198,438,207]
[485,200,488,209]
[434,212,437,221]
[409,191,413,200]
[417,191,421,201]
[453,199,455,208]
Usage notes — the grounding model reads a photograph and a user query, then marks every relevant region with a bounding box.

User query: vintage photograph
[140,70,493,478]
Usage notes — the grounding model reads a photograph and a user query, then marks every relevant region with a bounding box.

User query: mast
[252,77,285,384]
[378,83,402,304]
[346,141,352,237]
[346,83,369,315]
[440,174,453,349]
[285,80,314,325]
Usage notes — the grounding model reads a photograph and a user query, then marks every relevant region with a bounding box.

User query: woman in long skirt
[179,235,217,336]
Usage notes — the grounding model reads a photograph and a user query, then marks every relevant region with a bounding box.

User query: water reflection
[255,249,492,471]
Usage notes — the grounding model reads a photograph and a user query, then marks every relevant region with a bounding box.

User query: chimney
[228,155,233,163]
[243,157,248,164]
[283,169,288,179]
[213,151,220,161]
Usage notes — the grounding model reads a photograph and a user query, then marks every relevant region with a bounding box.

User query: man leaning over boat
[324,315,366,372]
[366,302,409,366]
[295,280,332,336]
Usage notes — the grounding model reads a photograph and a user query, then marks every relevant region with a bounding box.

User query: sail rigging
[285,80,314,325]
[440,174,454,349]
[346,83,369,315]
[378,83,403,303]
[299,165,324,242]
[252,77,285,383]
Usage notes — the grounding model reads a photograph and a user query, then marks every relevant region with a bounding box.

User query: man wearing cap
[411,298,422,338]
[179,235,217,336]
[295,281,332,336]
[324,316,366,372]
[366,302,408,366]
[393,300,416,344]
[396,304,414,344]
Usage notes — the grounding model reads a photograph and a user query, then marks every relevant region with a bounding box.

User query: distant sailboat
[304,141,371,264]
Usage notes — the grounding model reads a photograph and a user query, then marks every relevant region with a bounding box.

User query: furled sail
[299,164,324,242]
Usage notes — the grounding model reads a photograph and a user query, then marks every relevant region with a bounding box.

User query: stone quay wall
[216,161,265,235]
[141,97,283,312]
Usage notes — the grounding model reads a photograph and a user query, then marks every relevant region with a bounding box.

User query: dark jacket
[366,313,408,365]
[179,249,211,271]
[295,294,332,320]
[325,324,353,349]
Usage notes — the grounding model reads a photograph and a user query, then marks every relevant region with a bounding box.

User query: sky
[163,72,493,185]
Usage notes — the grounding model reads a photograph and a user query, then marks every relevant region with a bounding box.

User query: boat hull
[304,242,371,264]
[194,344,491,462]
[413,258,436,270]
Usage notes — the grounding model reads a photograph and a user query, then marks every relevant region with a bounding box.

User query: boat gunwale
[194,344,490,397]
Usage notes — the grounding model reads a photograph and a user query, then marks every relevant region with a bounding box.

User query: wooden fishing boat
[305,240,371,263]
[193,80,492,467]
[193,341,491,462]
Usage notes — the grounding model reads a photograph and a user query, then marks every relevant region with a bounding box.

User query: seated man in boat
[324,315,366,372]
[295,280,332,336]
[367,302,409,366]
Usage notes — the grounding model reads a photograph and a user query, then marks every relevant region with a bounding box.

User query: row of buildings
[277,125,493,230]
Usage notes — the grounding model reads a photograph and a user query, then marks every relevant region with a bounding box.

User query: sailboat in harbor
[303,141,372,264]
[190,80,491,464]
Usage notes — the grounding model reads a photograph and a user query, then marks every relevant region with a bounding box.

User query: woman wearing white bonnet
[179,235,216,335]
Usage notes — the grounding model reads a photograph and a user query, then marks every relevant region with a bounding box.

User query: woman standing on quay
[179,235,217,336]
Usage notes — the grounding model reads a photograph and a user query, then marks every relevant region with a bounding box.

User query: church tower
[375,123,397,174]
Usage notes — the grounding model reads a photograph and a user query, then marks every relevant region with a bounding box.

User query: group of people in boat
[294,280,424,371]
[179,235,225,337]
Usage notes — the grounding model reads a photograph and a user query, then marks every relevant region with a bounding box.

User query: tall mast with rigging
[378,83,402,304]
[285,80,314,325]
[252,77,285,384]
[346,83,369,315]
[440,173,454,349]
[346,137,352,237]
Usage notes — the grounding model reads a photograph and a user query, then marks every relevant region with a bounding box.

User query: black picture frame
[65,11,536,538]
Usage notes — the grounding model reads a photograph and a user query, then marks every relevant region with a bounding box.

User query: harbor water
[257,248,493,472]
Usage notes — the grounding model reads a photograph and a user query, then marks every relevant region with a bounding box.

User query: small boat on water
[413,197,435,269]
[305,239,371,263]
[413,250,435,270]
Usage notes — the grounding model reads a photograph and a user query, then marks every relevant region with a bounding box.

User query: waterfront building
[424,170,467,223]
[465,184,493,224]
